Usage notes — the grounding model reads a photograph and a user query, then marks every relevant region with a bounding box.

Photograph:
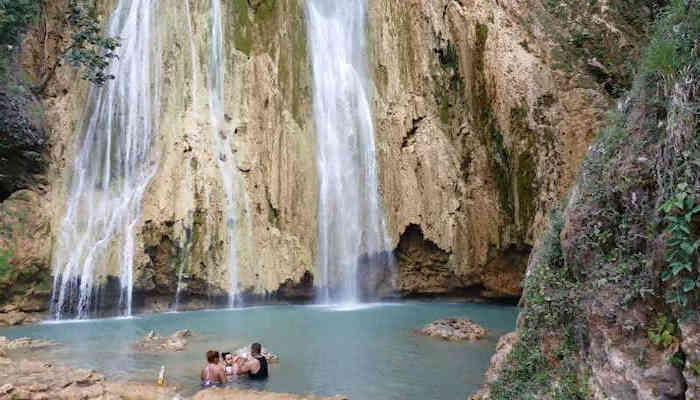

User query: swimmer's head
[206,350,217,363]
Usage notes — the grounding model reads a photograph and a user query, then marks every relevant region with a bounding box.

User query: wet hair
[222,352,232,359]
[251,342,262,355]
[214,351,220,360]
[206,350,217,363]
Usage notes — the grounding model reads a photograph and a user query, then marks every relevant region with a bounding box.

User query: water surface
[1,302,518,399]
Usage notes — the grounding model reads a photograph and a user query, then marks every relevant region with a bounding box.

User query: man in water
[233,342,269,380]
[201,350,226,387]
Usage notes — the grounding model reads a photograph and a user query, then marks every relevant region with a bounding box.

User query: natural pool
[1,302,518,399]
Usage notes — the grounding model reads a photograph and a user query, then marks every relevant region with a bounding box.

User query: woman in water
[222,352,236,382]
[201,350,226,387]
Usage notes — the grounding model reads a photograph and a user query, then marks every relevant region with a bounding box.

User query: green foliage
[667,351,685,368]
[690,361,700,375]
[647,314,678,347]
[0,0,120,88]
[489,335,548,399]
[0,249,12,280]
[659,183,700,308]
[64,0,120,86]
[0,0,38,47]
[490,211,589,399]
[640,0,700,84]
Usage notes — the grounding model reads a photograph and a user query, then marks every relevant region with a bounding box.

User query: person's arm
[234,360,250,375]
[200,367,205,382]
[235,359,258,375]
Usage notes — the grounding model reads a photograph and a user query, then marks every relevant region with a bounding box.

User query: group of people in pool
[201,342,269,387]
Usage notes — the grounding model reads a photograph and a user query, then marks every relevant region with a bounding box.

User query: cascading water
[306,0,393,304]
[208,0,240,307]
[50,0,161,319]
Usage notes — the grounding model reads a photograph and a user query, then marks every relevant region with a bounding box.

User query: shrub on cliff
[0,0,38,47]
[0,0,120,91]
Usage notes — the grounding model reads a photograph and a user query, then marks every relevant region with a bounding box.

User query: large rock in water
[132,329,192,353]
[418,318,487,341]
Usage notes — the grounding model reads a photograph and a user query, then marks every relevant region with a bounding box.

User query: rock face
[418,318,487,341]
[680,322,700,400]
[0,0,653,316]
[0,75,46,202]
[472,332,518,400]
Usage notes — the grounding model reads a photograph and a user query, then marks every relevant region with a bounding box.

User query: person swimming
[233,342,269,380]
[222,352,235,382]
[201,350,226,387]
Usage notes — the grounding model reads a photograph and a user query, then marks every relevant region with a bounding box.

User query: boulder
[0,384,13,395]
[417,318,488,341]
[161,338,186,352]
[171,329,191,339]
[133,329,191,353]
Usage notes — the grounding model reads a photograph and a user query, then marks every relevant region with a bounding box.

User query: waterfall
[50,0,161,319]
[208,0,240,307]
[306,0,393,303]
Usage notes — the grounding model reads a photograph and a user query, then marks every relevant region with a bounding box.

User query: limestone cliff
[0,0,656,322]
[369,0,652,298]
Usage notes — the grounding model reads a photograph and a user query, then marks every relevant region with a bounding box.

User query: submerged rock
[133,329,192,353]
[417,318,487,341]
[0,336,59,350]
[172,329,192,339]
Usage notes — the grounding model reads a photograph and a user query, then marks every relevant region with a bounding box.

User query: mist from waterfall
[306,0,393,304]
[50,0,161,319]
[208,0,240,307]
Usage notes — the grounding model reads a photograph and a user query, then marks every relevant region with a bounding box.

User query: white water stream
[50,0,161,319]
[306,0,393,303]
